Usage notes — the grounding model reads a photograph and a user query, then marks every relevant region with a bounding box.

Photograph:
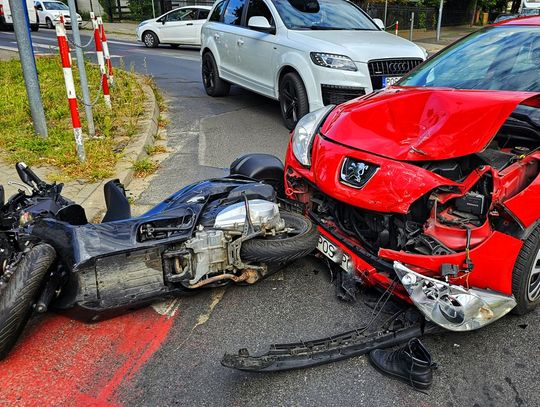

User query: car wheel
[143,31,159,48]
[170,44,179,49]
[279,72,309,130]
[201,52,230,97]
[512,225,540,315]
[30,23,39,32]
[45,18,53,29]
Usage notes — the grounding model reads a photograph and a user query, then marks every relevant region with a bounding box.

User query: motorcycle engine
[164,200,283,288]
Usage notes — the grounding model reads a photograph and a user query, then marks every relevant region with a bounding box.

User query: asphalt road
[1,28,539,407]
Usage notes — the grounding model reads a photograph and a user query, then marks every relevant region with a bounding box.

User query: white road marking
[0,45,19,52]
[152,298,183,317]
[107,39,140,47]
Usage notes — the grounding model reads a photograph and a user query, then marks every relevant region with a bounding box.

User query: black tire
[512,225,540,315]
[202,51,230,97]
[30,23,39,32]
[45,18,53,29]
[241,211,319,264]
[0,244,56,360]
[279,72,309,130]
[170,44,180,49]
[143,30,159,48]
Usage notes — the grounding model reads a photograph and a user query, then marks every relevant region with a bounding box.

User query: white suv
[201,0,426,128]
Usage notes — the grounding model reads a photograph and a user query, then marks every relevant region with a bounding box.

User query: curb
[81,78,160,221]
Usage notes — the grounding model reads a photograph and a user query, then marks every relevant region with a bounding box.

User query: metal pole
[151,0,156,19]
[409,12,414,41]
[383,0,388,26]
[436,0,443,42]
[67,0,95,137]
[8,0,48,137]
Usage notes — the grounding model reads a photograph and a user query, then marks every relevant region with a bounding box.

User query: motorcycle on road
[0,159,318,360]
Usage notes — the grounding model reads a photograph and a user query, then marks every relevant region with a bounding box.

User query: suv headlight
[291,105,334,167]
[310,52,357,71]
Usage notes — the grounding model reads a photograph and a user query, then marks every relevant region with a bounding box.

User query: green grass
[132,158,158,178]
[0,56,145,181]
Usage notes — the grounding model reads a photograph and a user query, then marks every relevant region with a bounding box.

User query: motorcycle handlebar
[15,162,45,191]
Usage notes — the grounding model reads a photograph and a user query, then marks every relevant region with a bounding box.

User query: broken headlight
[394,261,516,331]
[291,105,334,167]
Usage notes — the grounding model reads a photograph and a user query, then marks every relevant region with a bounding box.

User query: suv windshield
[44,1,69,9]
[400,26,540,92]
[272,0,377,30]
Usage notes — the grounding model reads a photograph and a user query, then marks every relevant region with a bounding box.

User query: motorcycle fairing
[28,177,277,319]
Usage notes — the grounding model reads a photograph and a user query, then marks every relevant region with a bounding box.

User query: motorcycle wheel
[0,244,56,360]
[240,211,319,264]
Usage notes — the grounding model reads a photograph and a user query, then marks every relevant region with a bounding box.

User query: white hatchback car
[34,0,82,29]
[201,0,426,128]
[137,6,211,48]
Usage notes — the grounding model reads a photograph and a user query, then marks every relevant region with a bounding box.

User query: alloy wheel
[527,248,540,301]
[144,33,154,47]
[281,81,298,123]
[202,57,215,91]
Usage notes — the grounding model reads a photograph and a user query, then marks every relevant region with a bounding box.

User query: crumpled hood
[287,30,424,62]
[321,87,539,161]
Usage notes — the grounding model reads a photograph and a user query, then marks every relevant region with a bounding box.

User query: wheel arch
[275,61,318,111]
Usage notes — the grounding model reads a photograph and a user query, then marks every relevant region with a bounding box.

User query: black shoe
[368,338,435,390]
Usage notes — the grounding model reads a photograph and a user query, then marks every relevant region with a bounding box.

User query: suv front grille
[368,58,423,90]
[321,84,366,106]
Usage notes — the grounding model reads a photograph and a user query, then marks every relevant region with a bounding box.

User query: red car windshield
[400,26,540,92]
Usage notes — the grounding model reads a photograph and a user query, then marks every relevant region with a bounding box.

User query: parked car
[242,16,540,333]
[136,6,212,48]
[200,0,426,129]
[34,0,81,29]
[0,0,38,31]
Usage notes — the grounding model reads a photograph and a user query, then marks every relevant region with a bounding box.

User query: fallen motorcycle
[0,160,319,360]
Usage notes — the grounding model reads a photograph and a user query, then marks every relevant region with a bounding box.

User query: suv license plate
[317,235,352,272]
[382,76,401,87]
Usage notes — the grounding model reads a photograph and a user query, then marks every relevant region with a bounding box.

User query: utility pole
[8,0,48,137]
[67,0,95,137]
[436,0,444,42]
[384,0,388,26]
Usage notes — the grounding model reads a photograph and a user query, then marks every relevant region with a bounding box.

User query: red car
[236,17,540,334]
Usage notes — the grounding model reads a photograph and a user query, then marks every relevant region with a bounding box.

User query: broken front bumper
[394,262,517,331]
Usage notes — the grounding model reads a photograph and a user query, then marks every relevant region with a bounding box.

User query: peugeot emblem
[340,158,378,188]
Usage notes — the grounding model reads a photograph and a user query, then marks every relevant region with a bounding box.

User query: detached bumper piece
[221,311,440,372]
[394,261,517,331]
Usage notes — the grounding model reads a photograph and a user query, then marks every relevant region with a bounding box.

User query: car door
[34,1,45,25]
[218,0,248,81]
[193,8,209,45]
[236,0,277,96]
[160,8,199,44]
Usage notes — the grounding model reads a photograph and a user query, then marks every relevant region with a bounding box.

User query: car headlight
[138,20,149,28]
[310,52,357,71]
[292,105,334,167]
[394,261,516,331]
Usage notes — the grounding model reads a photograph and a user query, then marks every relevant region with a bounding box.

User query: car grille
[368,58,423,90]
[321,84,366,106]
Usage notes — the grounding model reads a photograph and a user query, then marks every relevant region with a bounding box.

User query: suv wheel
[202,52,230,97]
[45,17,53,29]
[279,72,309,130]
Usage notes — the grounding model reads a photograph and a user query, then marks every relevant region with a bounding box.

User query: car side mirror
[248,16,274,33]
[373,18,385,30]
[161,19,166,24]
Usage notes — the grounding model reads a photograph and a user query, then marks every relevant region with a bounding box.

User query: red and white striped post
[395,20,399,36]
[97,16,114,86]
[91,13,112,109]
[56,21,86,162]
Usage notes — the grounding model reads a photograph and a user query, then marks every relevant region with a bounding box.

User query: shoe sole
[368,356,432,390]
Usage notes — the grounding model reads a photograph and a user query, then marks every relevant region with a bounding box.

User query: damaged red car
[281,16,540,332]
[220,17,540,372]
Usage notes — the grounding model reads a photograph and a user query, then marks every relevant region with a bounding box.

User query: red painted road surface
[0,309,176,406]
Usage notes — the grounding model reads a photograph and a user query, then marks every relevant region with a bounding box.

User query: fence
[363,3,472,30]
[103,0,213,21]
